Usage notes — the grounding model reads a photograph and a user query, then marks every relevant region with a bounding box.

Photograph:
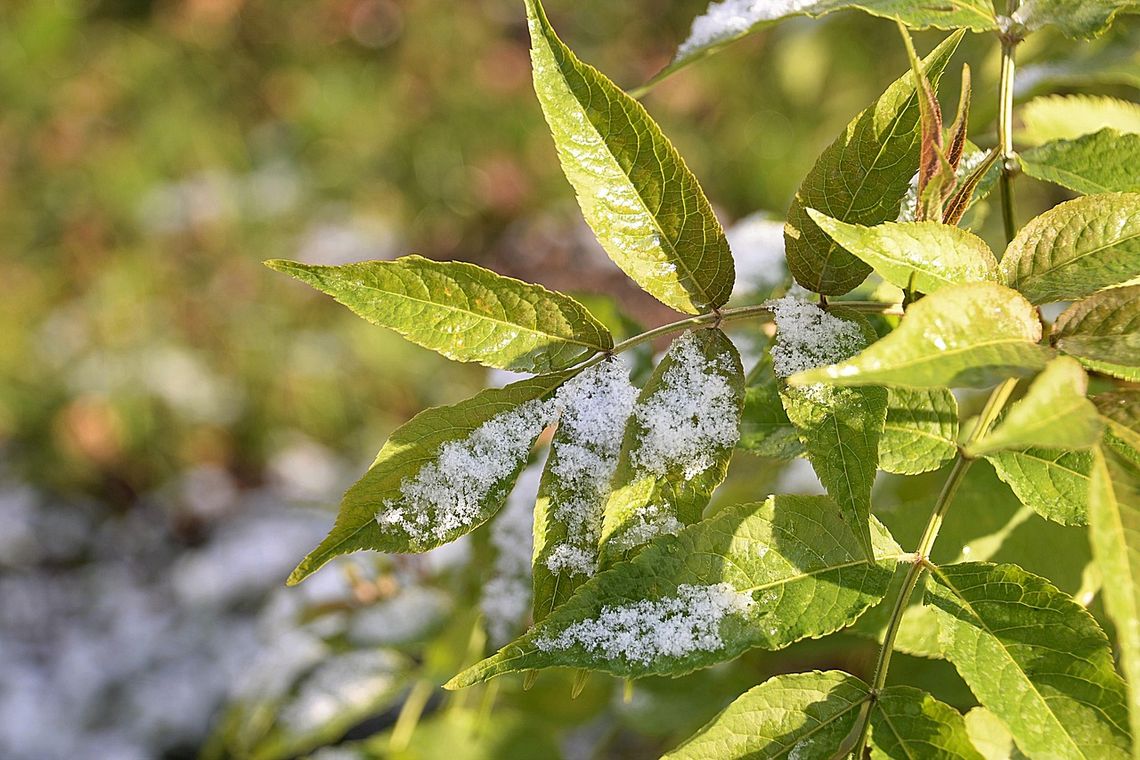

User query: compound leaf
[807,212,1000,294]
[288,372,573,584]
[880,388,959,475]
[1001,192,1140,305]
[1020,130,1140,195]
[526,0,733,315]
[266,256,611,373]
[967,357,1103,457]
[870,686,983,760]
[1054,285,1140,382]
[791,283,1050,389]
[925,562,1132,759]
[446,495,902,687]
[663,670,872,760]
[785,33,963,295]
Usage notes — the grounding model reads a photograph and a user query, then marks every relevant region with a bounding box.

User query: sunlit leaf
[790,283,1050,388]
[288,372,573,584]
[1020,94,1140,145]
[985,448,1092,526]
[784,33,964,295]
[1001,192,1140,304]
[869,685,983,760]
[1096,390,1140,466]
[266,256,611,373]
[925,562,1132,759]
[663,670,872,760]
[880,388,959,475]
[806,211,1000,294]
[446,495,902,687]
[525,0,734,314]
[1054,285,1140,382]
[1020,130,1140,195]
[1012,1,1140,40]
[963,707,1028,760]
[967,357,1103,457]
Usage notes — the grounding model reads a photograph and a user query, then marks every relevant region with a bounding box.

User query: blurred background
[2,1,1138,758]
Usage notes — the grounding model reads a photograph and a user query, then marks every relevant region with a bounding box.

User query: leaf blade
[985,447,1092,526]
[880,388,959,475]
[870,685,984,760]
[1054,285,1140,382]
[1020,130,1140,195]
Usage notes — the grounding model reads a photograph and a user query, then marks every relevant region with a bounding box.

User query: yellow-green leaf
[870,686,984,760]
[1054,285,1140,382]
[1020,130,1140,195]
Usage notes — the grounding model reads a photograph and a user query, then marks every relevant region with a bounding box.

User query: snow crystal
[610,504,684,551]
[377,399,556,546]
[897,149,991,222]
[534,583,753,665]
[544,361,639,577]
[765,296,866,379]
[677,0,815,60]
[727,213,788,297]
[480,463,543,644]
[631,332,740,481]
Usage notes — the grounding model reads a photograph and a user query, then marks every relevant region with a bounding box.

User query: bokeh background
[3,1,1139,758]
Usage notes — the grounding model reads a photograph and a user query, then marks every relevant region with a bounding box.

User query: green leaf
[525,0,733,315]
[870,686,984,760]
[963,707,1028,760]
[807,212,1000,294]
[1054,285,1140,382]
[880,388,959,475]
[597,329,744,567]
[740,344,805,460]
[1012,1,1140,40]
[1089,445,1140,754]
[925,562,1132,759]
[1021,130,1140,195]
[532,361,638,621]
[784,32,964,295]
[779,308,887,558]
[662,670,872,760]
[1001,192,1140,304]
[790,283,1050,389]
[1020,95,1140,145]
[265,256,611,373]
[967,357,1103,457]
[1095,390,1140,465]
[657,2,993,88]
[288,372,573,585]
[985,448,1092,526]
[446,495,902,687]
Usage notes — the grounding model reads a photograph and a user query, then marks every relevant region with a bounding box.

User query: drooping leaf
[784,32,964,295]
[597,329,744,567]
[1001,192,1140,304]
[806,211,1000,294]
[963,707,1028,760]
[1012,1,1140,41]
[869,685,983,760]
[779,308,886,558]
[525,0,733,315]
[288,372,573,584]
[967,357,1103,457]
[266,256,611,373]
[663,671,872,760]
[1020,94,1140,145]
[1054,285,1140,382]
[1020,130,1140,195]
[446,495,902,687]
[880,388,959,475]
[790,283,1050,389]
[740,344,805,460]
[1089,445,1140,752]
[1096,390,1140,465]
[657,2,992,87]
[985,448,1092,526]
[925,562,1132,759]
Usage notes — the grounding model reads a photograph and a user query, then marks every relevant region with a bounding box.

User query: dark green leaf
[784,33,963,295]
[740,345,805,460]
[266,256,611,373]
[881,388,959,475]
[791,283,1050,389]
[1054,285,1140,382]
[288,372,573,584]
[1095,390,1140,465]
[806,212,1000,294]
[1001,192,1140,305]
[1021,130,1140,195]
[525,0,734,314]
[446,495,902,687]
[925,562,1132,759]
[985,448,1092,526]
[663,670,872,760]
[870,685,983,760]
[598,329,744,567]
